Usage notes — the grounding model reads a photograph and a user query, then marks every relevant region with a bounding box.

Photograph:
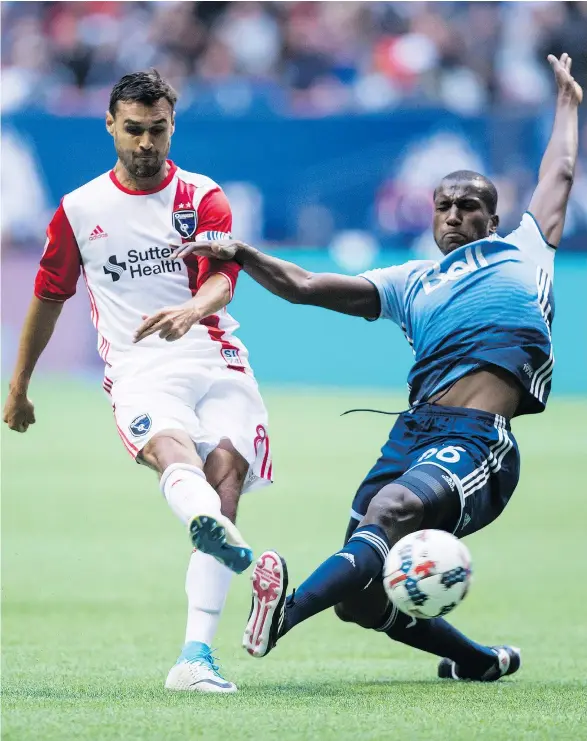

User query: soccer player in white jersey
[176,54,581,681]
[3,70,273,693]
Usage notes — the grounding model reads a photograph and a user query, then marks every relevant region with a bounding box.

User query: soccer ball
[382,530,472,619]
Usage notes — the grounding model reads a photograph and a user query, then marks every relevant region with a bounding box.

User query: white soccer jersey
[35,160,249,379]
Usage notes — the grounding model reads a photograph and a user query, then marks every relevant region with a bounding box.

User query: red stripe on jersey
[81,266,99,327]
[109,160,177,195]
[173,178,200,295]
[172,179,240,297]
[194,189,240,296]
[34,200,81,302]
[261,436,271,479]
[82,266,111,366]
[253,424,272,480]
[200,314,246,373]
[112,405,140,457]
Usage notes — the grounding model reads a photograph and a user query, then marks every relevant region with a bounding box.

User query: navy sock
[283,525,390,635]
[378,606,496,675]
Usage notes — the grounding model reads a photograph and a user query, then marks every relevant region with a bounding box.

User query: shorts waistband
[404,404,511,431]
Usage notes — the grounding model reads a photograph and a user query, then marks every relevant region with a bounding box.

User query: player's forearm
[236,245,313,304]
[189,273,232,321]
[538,95,579,183]
[10,296,64,393]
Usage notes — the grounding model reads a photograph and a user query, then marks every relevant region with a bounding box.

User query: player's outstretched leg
[336,583,521,681]
[241,483,422,657]
[241,516,398,656]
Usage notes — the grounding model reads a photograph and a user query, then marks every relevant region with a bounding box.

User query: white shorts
[104,361,272,494]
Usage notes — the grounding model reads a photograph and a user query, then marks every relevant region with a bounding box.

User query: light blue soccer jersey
[362,213,555,416]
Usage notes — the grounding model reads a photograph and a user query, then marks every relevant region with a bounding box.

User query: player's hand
[548,53,583,105]
[3,389,36,433]
[171,239,246,261]
[133,305,199,343]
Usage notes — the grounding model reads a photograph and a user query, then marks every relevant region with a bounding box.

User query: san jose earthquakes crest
[129,413,152,437]
[173,207,197,239]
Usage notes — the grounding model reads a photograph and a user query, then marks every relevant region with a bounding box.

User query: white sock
[160,464,222,526]
[184,549,233,646]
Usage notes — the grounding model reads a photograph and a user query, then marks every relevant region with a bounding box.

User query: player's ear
[489,213,499,234]
[105,111,115,137]
[170,112,176,136]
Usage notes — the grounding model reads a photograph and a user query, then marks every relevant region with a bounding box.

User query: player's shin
[160,463,222,523]
[378,607,496,676]
[282,525,390,635]
[185,549,233,646]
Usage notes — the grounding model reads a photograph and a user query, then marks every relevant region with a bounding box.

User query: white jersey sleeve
[505,212,556,276]
[360,260,431,326]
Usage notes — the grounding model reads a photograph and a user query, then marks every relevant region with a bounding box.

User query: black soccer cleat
[242,550,289,657]
[438,645,522,682]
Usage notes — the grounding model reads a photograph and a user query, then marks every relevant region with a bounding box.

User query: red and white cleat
[242,550,288,658]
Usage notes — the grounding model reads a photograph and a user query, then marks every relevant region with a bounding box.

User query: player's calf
[204,440,249,523]
[334,581,389,629]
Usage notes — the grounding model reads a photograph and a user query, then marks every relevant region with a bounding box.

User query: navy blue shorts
[351,405,520,538]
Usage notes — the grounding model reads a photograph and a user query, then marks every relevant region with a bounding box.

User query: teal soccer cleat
[188,514,253,575]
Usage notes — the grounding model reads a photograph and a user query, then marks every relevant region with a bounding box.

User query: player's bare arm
[173,240,381,319]
[3,297,64,432]
[528,53,582,247]
[134,273,231,343]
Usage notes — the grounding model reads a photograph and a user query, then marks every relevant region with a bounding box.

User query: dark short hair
[436,170,498,214]
[109,69,178,117]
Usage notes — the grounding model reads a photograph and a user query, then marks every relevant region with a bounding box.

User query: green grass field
[2,380,586,741]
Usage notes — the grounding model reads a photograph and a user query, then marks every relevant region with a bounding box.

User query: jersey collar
[109,160,177,195]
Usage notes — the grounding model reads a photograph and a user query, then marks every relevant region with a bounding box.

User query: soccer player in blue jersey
[174,54,582,682]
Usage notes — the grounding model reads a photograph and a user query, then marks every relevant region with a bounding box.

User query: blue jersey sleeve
[360,261,429,325]
[505,212,556,276]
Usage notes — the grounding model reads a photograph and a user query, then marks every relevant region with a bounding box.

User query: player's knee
[334,598,386,630]
[140,430,201,473]
[334,601,355,623]
[363,484,425,538]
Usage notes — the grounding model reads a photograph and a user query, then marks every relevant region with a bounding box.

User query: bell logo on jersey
[173,207,197,239]
[421,245,489,295]
[103,255,127,282]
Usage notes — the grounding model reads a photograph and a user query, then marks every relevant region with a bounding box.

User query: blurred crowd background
[2,1,586,388]
[3,1,587,115]
[2,1,587,257]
